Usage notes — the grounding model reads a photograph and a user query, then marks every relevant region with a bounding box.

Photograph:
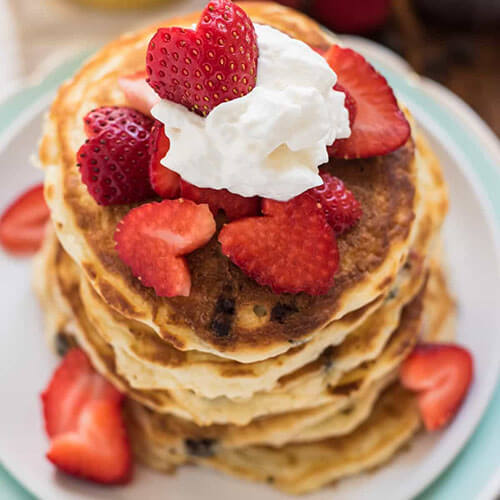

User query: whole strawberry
[146,0,258,116]
[77,106,156,206]
[309,172,362,234]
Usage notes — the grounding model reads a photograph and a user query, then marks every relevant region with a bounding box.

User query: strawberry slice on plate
[77,107,156,205]
[219,194,338,295]
[400,343,474,431]
[180,180,259,220]
[149,122,181,199]
[0,183,49,255]
[118,71,160,117]
[308,172,362,234]
[41,348,131,484]
[146,0,258,116]
[115,199,216,297]
[47,400,132,485]
[42,347,122,438]
[325,44,410,159]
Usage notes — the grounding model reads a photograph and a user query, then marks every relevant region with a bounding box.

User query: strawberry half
[219,194,338,295]
[114,199,216,297]
[308,172,362,234]
[325,45,410,159]
[42,348,122,439]
[149,122,181,199]
[0,183,49,255]
[146,0,258,116]
[180,180,259,220]
[77,107,156,205]
[118,71,160,117]
[42,348,131,484]
[400,343,474,431]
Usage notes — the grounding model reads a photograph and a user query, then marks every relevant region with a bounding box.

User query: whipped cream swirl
[152,24,350,201]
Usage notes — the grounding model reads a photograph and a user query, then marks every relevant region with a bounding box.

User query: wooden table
[376,2,500,136]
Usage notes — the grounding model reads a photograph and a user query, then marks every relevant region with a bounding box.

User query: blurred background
[1,0,499,134]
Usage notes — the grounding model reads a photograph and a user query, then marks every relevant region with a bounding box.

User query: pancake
[33,216,456,494]
[36,227,426,425]
[119,269,456,495]
[74,118,446,400]
[40,1,425,362]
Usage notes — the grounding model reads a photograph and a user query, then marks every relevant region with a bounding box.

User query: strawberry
[146,0,258,116]
[325,45,410,159]
[77,108,156,206]
[400,343,474,431]
[47,400,132,485]
[114,199,216,297]
[118,71,160,116]
[83,106,153,138]
[334,83,357,127]
[0,183,49,255]
[149,122,180,198]
[42,349,131,484]
[180,180,259,220]
[308,172,362,234]
[219,194,338,295]
[41,348,122,439]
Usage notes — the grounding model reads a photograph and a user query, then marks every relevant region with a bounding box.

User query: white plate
[0,40,499,500]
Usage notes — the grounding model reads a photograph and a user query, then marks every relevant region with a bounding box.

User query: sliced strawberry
[312,48,357,127]
[41,348,131,484]
[325,45,410,159]
[41,348,122,439]
[118,71,160,116]
[149,122,180,199]
[77,108,156,206]
[0,183,49,255]
[219,194,338,295]
[47,400,132,485]
[308,172,362,234]
[180,180,259,220]
[334,82,357,127]
[146,0,258,116]
[115,199,216,297]
[400,343,474,431]
[83,106,153,138]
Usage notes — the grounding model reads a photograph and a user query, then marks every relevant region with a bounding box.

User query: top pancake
[40,2,419,362]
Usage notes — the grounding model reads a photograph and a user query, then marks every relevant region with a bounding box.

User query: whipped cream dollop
[152,24,350,201]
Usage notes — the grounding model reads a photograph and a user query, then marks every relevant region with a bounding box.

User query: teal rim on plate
[0,44,499,500]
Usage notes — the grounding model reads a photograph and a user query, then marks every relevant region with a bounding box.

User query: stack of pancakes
[34,2,455,494]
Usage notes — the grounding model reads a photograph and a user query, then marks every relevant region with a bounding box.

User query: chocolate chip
[55,332,73,357]
[211,317,231,337]
[185,438,216,457]
[387,288,398,301]
[215,297,235,315]
[211,295,235,337]
[271,303,298,323]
